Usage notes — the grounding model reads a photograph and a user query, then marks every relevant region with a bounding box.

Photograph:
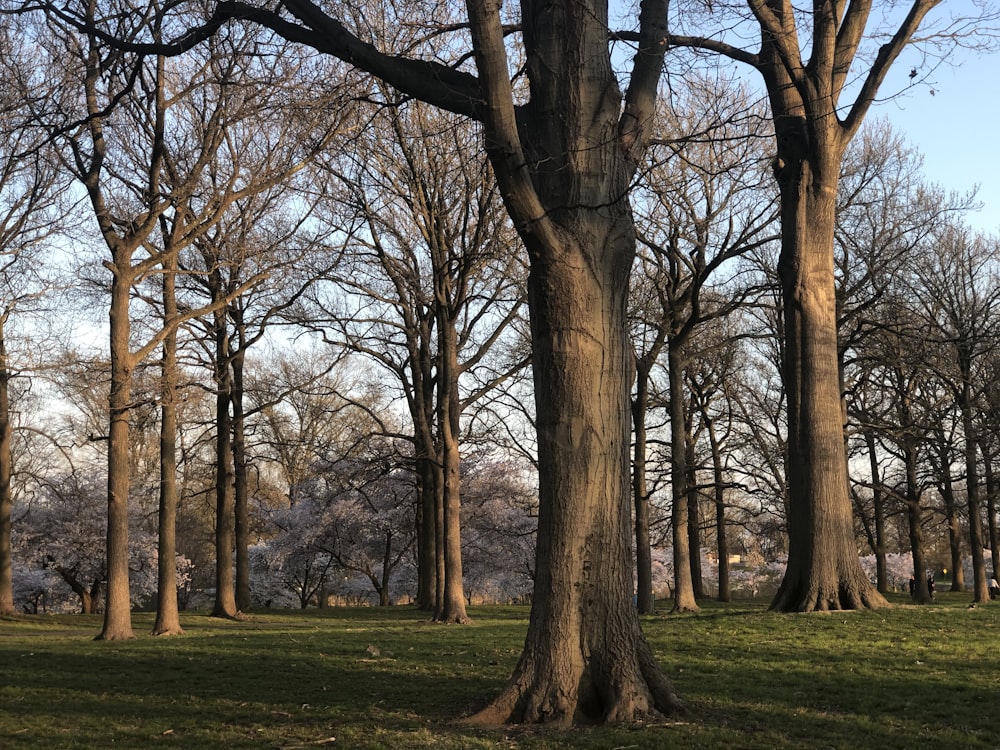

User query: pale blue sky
[876,48,999,234]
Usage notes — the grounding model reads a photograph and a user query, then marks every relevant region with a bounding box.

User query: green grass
[1,592,997,749]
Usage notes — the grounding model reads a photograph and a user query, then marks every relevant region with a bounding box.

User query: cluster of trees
[1,0,998,728]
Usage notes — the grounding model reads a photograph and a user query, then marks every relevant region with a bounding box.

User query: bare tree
[911,221,1000,603]
[663,0,996,612]
[0,23,68,616]
[311,99,525,623]
[50,0,685,720]
[631,77,777,613]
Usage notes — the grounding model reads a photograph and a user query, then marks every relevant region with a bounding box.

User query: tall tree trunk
[766,100,886,611]
[153,253,183,636]
[631,369,654,613]
[435,321,469,623]
[230,322,252,612]
[99,258,136,640]
[668,341,698,613]
[0,315,13,616]
[685,412,704,599]
[211,296,238,619]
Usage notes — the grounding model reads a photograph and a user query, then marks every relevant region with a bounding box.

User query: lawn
[1,592,997,749]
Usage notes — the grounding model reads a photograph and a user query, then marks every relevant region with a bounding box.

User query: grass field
[1,592,998,749]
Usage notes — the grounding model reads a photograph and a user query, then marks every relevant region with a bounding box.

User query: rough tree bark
[667,0,943,611]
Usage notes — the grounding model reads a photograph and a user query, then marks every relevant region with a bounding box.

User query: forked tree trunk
[463,0,680,723]
[153,253,183,636]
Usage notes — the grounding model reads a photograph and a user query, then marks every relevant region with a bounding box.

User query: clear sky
[876,47,999,234]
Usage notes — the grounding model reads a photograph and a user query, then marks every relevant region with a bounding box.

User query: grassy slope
[1,593,997,749]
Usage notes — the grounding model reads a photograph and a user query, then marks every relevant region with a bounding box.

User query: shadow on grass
[3,599,999,749]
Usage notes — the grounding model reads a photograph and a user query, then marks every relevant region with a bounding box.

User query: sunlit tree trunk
[435,318,469,623]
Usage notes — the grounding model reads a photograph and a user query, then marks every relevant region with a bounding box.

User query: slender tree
[0,24,65,616]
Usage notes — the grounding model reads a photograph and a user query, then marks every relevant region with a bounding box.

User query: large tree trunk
[471,220,681,724]
[153,253,183,636]
[768,111,886,612]
[99,263,136,640]
[0,316,13,616]
[631,370,654,613]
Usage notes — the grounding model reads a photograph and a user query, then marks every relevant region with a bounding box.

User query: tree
[911,221,1000,603]
[0,23,66,616]
[664,0,978,612]
[630,77,777,612]
[311,98,525,623]
[56,0,683,722]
